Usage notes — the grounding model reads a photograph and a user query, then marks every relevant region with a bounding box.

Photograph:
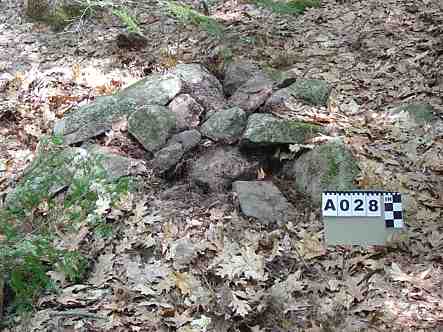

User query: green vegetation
[0,136,132,316]
[166,1,224,38]
[253,0,320,15]
[112,8,141,34]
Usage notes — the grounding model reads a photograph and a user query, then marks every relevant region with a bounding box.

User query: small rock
[233,181,294,225]
[171,64,226,113]
[190,147,258,192]
[169,130,201,152]
[223,61,263,97]
[390,103,435,124]
[168,94,204,130]
[128,105,177,153]
[200,107,247,143]
[119,73,182,106]
[229,74,274,112]
[86,145,147,179]
[288,79,331,106]
[54,96,137,145]
[153,143,184,173]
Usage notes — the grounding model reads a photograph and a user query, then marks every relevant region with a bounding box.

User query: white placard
[351,193,366,216]
[322,193,338,216]
[337,193,353,216]
[366,193,381,217]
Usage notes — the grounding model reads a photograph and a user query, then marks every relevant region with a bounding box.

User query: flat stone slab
[53,95,137,145]
[241,113,323,147]
[233,181,294,225]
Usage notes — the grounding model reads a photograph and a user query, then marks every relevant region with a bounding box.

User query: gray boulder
[241,113,323,147]
[266,79,330,112]
[223,61,264,97]
[190,147,258,192]
[288,79,330,106]
[171,64,226,112]
[152,143,184,173]
[128,105,177,153]
[200,107,247,143]
[169,129,202,153]
[390,103,435,124]
[6,145,145,211]
[282,139,360,204]
[119,73,182,106]
[85,145,147,180]
[233,181,294,226]
[168,94,204,130]
[228,74,274,112]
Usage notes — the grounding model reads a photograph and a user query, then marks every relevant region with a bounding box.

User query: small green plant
[166,1,224,38]
[0,136,133,315]
[112,8,141,34]
[253,0,320,15]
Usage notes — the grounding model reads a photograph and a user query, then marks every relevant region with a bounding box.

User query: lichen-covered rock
[168,94,204,130]
[223,61,264,97]
[24,0,85,30]
[85,145,147,180]
[390,103,435,124]
[152,143,184,173]
[286,79,330,106]
[241,113,323,147]
[128,105,177,153]
[53,95,137,145]
[228,74,274,112]
[265,78,330,113]
[171,64,226,112]
[190,147,258,192]
[119,73,182,106]
[232,181,295,225]
[282,139,360,204]
[169,130,201,152]
[200,107,247,143]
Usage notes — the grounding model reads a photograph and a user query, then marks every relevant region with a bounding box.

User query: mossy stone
[283,139,360,204]
[391,103,435,124]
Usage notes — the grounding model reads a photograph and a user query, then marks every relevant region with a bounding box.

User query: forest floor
[0,0,443,331]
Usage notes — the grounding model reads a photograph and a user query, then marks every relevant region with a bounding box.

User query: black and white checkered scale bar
[383,192,403,228]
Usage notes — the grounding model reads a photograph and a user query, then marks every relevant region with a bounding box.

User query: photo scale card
[322,191,404,246]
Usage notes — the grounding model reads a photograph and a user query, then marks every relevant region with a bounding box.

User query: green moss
[392,103,434,124]
[319,141,359,189]
[252,0,320,15]
[29,4,86,31]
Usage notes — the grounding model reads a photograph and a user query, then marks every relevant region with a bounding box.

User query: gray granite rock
[119,73,182,106]
[223,61,263,97]
[190,147,258,192]
[53,96,137,145]
[282,139,360,204]
[168,94,204,130]
[241,113,323,147]
[228,74,274,112]
[200,107,247,143]
[232,181,294,225]
[128,105,177,153]
[152,143,184,173]
[169,130,202,152]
